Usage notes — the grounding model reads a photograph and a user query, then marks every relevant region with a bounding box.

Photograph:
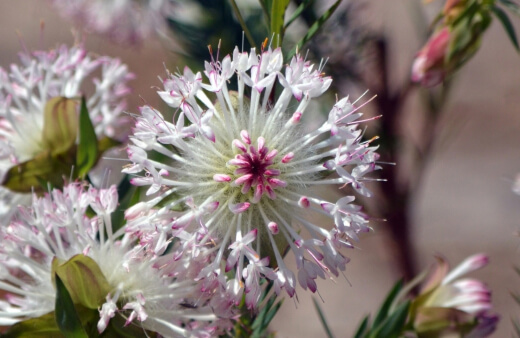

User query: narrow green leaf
[287,0,342,60]
[251,293,275,331]
[513,318,520,337]
[372,280,403,329]
[230,0,257,49]
[512,292,520,305]
[312,298,334,338]
[76,96,99,178]
[259,0,271,23]
[261,300,283,330]
[52,255,111,309]
[2,312,64,338]
[110,175,135,234]
[54,274,89,338]
[451,1,479,27]
[42,97,79,156]
[492,5,520,51]
[270,0,290,47]
[285,0,314,29]
[499,0,520,16]
[369,300,410,338]
[353,315,370,338]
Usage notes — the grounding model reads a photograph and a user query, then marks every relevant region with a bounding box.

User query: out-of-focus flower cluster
[49,0,174,45]
[411,0,494,87]
[0,42,133,226]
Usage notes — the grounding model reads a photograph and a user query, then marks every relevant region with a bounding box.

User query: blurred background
[1,0,519,336]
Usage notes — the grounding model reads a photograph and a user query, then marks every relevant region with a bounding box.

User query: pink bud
[268,222,279,234]
[240,130,251,144]
[298,196,310,208]
[282,152,294,163]
[229,202,251,214]
[411,28,450,87]
[213,174,232,182]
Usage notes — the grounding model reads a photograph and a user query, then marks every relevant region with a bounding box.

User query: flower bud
[411,28,451,87]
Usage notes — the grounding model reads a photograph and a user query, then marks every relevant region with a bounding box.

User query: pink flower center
[227,131,287,203]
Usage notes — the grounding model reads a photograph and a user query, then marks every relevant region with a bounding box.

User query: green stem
[230,0,258,49]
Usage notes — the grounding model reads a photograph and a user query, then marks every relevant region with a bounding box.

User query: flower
[0,42,134,226]
[124,45,381,307]
[411,254,498,337]
[50,0,174,45]
[0,183,224,337]
[411,27,451,87]
[411,0,493,87]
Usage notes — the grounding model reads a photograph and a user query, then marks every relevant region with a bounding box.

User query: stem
[230,0,257,49]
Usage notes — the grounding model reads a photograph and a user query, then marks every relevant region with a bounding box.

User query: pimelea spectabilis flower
[0,42,134,225]
[411,27,451,87]
[0,183,224,337]
[50,0,173,45]
[124,44,381,308]
[411,254,498,337]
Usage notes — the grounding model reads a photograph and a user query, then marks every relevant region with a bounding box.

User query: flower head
[0,42,133,225]
[50,0,173,45]
[125,45,380,308]
[0,183,224,337]
[411,254,498,337]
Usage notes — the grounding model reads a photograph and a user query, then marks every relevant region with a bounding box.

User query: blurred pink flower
[412,253,498,337]
[50,0,173,45]
[0,43,133,226]
[411,27,451,87]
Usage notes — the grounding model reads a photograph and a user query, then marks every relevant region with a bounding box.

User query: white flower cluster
[0,43,133,226]
[0,183,228,336]
[124,46,381,309]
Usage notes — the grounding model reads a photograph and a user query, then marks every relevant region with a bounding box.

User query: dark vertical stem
[371,38,416,280]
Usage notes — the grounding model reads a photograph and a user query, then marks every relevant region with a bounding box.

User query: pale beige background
[0,1,519,337]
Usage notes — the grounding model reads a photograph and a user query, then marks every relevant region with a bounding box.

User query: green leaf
[42,97,79,156]
[287,0,342,60]
[285,0,314,29]
[492,5,520,51]
[513,318,520,337]
[52,255,111,309]
[54,274,89,338]
[98,136,122,154]
[2,312,64,338]
[499,0,520,16]
[512,291,520,305]
[372,280,403,329]
[451,1,479,27]
[76,96,99,178]
[269,0,290,47]
[312,298,334,338]
[369,300,410,338]
[110,175,136,234]
[414,307,474,335]
[2,151,72,193]
[261,299,283,331]
[353,315,370,338]
[96,315,158,338]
